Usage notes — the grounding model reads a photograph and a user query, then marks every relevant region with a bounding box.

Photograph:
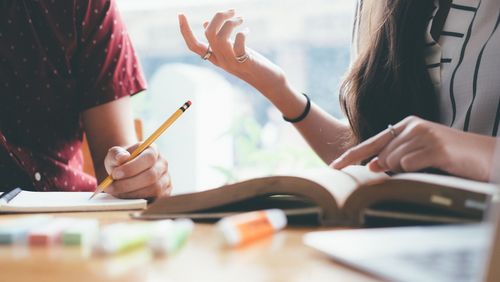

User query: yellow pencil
[88,100,192,200]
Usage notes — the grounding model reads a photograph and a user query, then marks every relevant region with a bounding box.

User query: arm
[81,96,136,181]
[82,97,172,199]
[179,11,351,164]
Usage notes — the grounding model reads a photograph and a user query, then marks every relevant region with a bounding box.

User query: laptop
[304,193,500,282]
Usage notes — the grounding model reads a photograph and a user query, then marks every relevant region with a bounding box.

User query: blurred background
[117,0,356,194]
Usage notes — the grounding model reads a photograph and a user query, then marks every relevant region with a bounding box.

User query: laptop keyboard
[398,248,485,282]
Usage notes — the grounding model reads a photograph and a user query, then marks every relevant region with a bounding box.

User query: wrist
[262,80,309,120]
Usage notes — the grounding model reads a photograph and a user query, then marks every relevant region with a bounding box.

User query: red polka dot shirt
[0,0,146,192]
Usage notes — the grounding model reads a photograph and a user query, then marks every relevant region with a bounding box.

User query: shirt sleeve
[74,0,146,111]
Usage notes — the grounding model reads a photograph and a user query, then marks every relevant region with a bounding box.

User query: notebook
[0,189,147,213]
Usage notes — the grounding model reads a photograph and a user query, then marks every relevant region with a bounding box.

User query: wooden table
[0,212,380,282]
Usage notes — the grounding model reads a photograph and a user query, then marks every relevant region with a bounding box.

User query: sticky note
[28,217,76,246]
[0,215,52,244]
[62,219,99,246]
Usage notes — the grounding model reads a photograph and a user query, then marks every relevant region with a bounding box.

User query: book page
[341,165,390,186]
[0,191,146,212]
[297,167,362,207]
[392,173,499,195]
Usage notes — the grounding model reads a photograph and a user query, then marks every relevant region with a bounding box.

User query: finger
[379,137,425,172]
[178,14,218,64]
[217,17,243,43]
[104,146,130,174]
[108,159,168,195]
[376,133,423,171]
[203,21,209,29]
[205,9,235,42]
[378,126,420,169]
[116,172,172,200]
[213,17,244,62]
[331,123,406,169]
[178,14,210,55]
[111,146,160,180]
[399,148,435,172]
[367,157,385,172]
[234,30,248,58]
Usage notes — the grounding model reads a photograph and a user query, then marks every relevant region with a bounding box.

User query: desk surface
[0,212,379,282]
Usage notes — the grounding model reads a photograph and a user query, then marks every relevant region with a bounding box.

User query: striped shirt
[353,0,500,136]
[426,0,500,136]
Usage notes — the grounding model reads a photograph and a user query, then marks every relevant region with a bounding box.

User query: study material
[0,187,22,205]
[62,219,99,246]
[0,215,52,244]
[217,209,287,247]
[28,217,75,246]
[0,190,146,213]
[132,165,498,227]
[148,219,194,256]
[90,100,192,200]
[95,222,154,255]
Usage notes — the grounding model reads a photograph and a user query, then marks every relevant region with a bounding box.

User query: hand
[103,143,172,200]
[178,10,288,100]
[331,116,496,181]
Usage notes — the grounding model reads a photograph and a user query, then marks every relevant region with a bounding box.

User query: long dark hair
[340,0,439,143]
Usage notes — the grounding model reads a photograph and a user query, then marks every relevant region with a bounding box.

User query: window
[119,0,356,193]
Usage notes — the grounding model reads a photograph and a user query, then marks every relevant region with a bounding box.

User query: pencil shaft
[89,101,191,200]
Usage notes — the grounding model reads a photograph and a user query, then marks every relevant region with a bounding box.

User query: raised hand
[178,10,288,100]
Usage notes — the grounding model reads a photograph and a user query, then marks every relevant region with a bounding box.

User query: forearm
[82,97,138,182]
[263,81,352,164]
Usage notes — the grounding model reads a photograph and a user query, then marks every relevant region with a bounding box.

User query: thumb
[104,146,131,174]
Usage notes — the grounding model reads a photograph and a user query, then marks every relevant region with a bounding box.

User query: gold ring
[235,53,249,63]
[202,46,212,60]
[387,124,397,138]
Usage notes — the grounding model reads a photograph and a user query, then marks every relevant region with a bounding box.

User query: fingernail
[113,170,124,179]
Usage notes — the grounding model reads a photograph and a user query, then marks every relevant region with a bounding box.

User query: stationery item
[0,190,146,213]
[0,187,22,205]
[148,218,194,256]
[28,217,76,246]
[0,215,52,244]
[90,100,192,200]
[62,219,100,246]
[217,209,287,247]
[95,223,154,255]
[132,165,498,227]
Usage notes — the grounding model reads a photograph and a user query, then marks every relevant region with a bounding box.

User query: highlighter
[95,223,153,255]
[217,209,287,247]
[148,218,194,256]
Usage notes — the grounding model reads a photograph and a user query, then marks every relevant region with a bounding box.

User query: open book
[132,166,498,227]
[0,190,147,213]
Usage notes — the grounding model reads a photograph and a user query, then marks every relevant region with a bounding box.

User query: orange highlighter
[216,209,287,247]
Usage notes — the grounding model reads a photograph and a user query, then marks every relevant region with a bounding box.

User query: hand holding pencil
[89,101,192,200]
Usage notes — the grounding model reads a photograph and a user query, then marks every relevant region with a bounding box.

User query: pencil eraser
[186,100,192,106]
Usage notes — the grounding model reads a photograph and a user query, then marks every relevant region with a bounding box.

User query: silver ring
[235,53,249,63]
[202,46,212,60]
[387,124,397,138]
